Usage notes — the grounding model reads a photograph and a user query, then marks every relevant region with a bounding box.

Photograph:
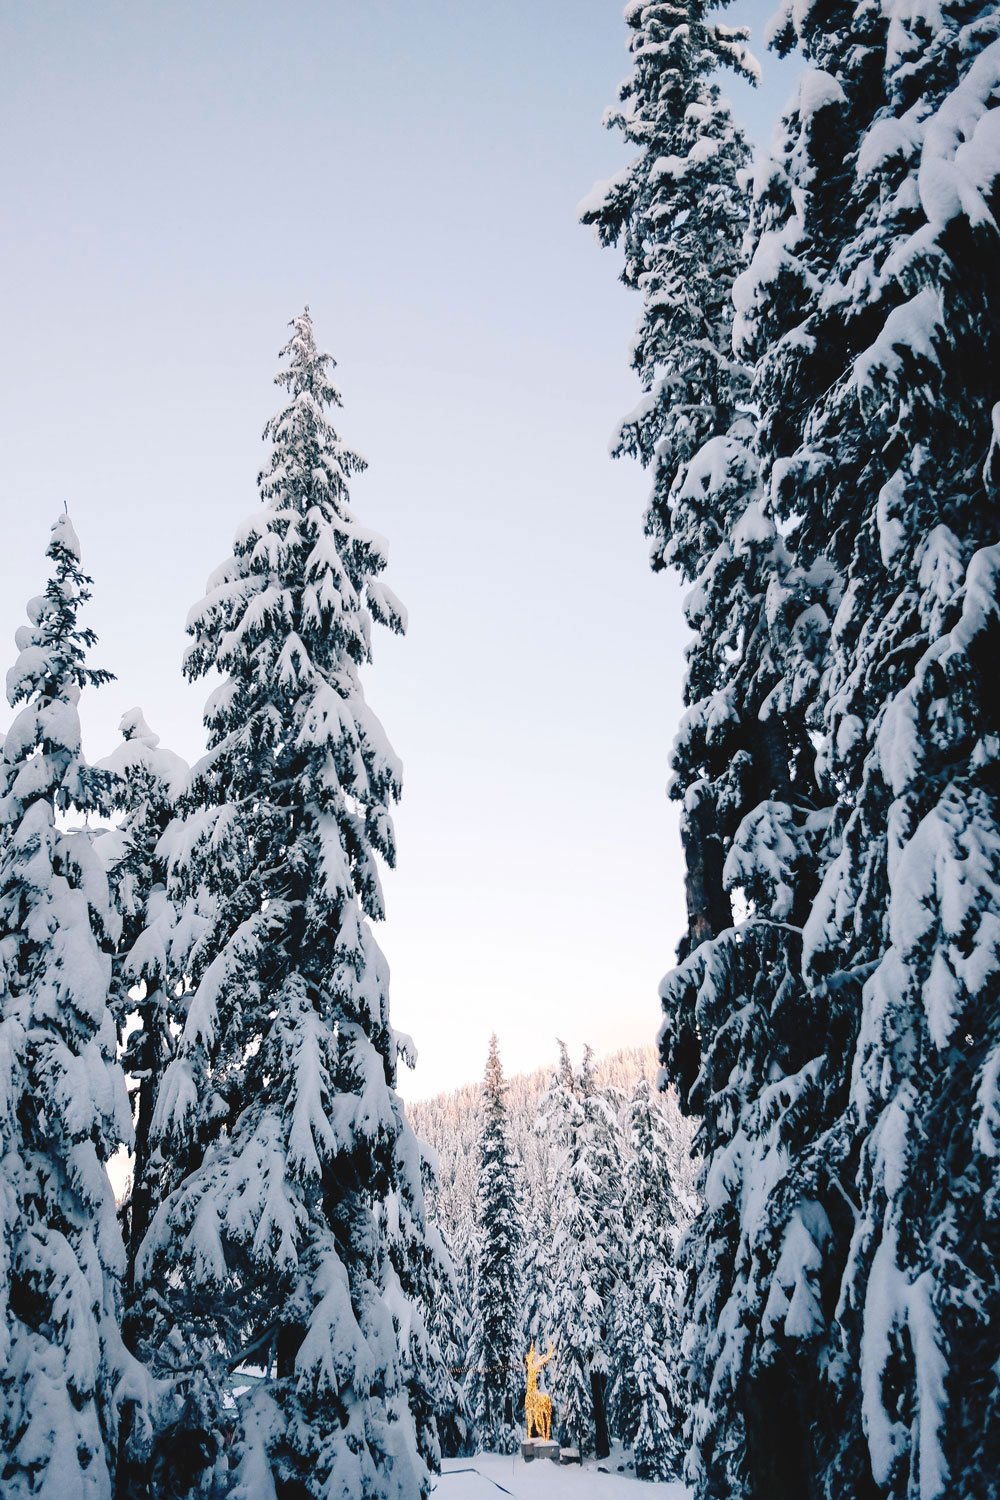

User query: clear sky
[0,1,800,1100]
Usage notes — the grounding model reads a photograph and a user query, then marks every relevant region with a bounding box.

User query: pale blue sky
[0,1,799,1098]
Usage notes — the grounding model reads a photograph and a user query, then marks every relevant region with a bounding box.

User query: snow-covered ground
[434,1452,690,1499]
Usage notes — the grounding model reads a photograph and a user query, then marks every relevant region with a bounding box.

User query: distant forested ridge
[410,1042,698,1231]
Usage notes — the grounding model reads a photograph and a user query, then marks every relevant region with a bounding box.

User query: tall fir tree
[95,710,200,1495]
[580,0,757,576]
[590,0,1000,1494]
[583,4,827,1495]
[466,1036,524,1455]
[521,1194,555,1358]
[0,516,144,1498]
[725,2,1000,1496]
[135,311,439,1499]
[420,1213,474,1459]
[544,1047,624,1458]
[610,1081,684,1481]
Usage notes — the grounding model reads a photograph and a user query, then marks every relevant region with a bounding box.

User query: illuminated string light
[524,1340,555,1442]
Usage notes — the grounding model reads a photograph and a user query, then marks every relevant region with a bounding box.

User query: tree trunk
[277,1320,307,1377]
[679,781,730,959]
[744,1356,880,1500]
[744,1361,811,1500]
[590,1370,610,1459]
[125,991,162,1295]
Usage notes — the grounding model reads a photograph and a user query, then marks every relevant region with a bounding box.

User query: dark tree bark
[679,781,731,959]
[590,1370,610,1460]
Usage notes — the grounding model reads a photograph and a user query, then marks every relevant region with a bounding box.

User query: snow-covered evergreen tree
[0,516,143,1498]
[588,0,1000,1493]
[580,0,757,576]
[721,3,1000,1496]
[544,1047,625,1457]
[520,1047,574,1369]
[421,1211,474,1459]
[610,1081,683,1480]
[521,1196,555,1357]
[466,1036,524,1455]
[135,310,438,1499]
[583,3,838,1495]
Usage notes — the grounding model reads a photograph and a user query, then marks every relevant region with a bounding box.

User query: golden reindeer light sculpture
[525,1340,555,1442]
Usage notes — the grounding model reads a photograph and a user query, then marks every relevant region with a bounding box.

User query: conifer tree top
[2,512,114,823]
[183,308,406,783]
[258,307,367,512]
[6,512,112,714]
[483,1033,506,1104]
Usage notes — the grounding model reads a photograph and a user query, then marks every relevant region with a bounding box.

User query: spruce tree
[135,311,437,1499]
[597,0,1000,1495]
[611,1081,684,1480]
[580,0,757,577]
[726,3,1000,1496]
[0,516,142,1498]
[584,3,838,1495]
[531,1044,583,1444]
[521,1196,555,1358]
[544,1047,624,1457]
[467,1036,524,1455]
[422,1216,474,1459]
